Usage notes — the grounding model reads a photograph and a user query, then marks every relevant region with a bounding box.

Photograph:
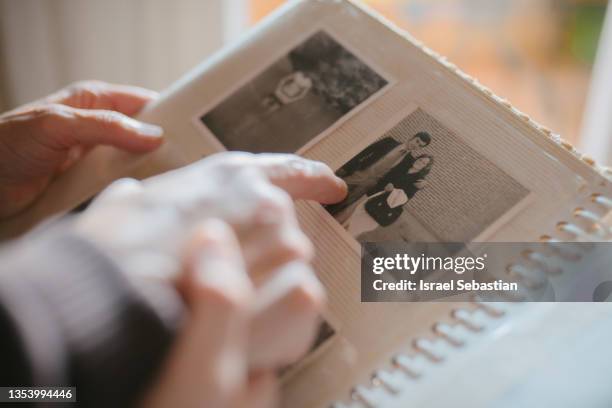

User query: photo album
[2,0,612,407]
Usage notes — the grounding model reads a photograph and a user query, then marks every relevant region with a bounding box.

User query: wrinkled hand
[75,152,347,282]
[142,220,325,408]
[0,80,164,218]
[75,153,347,408]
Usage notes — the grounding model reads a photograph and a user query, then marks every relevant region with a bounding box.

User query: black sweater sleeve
[0,227,184,407]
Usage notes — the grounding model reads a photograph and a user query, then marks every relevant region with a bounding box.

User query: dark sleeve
[0,226,184,407]
[338,137,395,177]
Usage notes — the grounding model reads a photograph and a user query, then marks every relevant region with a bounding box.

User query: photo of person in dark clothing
[340,155,433,238]
[325,132,431,221]
[327,107,530,245]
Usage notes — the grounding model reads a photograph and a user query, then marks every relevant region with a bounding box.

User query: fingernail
[125,118,164,137]
[335,176,348,193]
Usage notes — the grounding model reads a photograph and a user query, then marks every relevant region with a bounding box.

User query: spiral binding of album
[331,299,509,408]
[331,188,612,408]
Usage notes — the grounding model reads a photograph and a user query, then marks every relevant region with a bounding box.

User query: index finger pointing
[255,154,347,204]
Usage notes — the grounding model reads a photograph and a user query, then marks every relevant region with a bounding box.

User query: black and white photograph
[200,30,388,153]
[325,108,530,244]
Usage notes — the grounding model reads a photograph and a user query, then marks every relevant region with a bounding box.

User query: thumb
[34,103,164,153]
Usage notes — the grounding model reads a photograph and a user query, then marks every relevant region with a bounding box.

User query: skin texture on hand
[143,220,327,408]
[3,82,347,407]
[0,80,164,218]
[73,154,347,408]
[75,152,348,283]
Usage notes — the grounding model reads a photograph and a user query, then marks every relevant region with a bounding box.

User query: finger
[248,261,325,369]
[254,154,347,204]
[57,145,85,172]
[36,104,163,153]
[233,185,313,281]
[235,372,278,408]
[240,221,314,284]
[45,80,158,115]
[88,177,144,209]
[143,220,252,408]
[181,219,253,308]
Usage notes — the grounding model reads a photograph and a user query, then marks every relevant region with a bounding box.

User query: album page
[0,0,604,243]
[123,1,607,406]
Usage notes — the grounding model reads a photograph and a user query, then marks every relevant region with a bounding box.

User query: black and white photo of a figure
[325,108,530,244]
[201,31,388,153]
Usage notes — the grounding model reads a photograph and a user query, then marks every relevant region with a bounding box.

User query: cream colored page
[143,2,612,406]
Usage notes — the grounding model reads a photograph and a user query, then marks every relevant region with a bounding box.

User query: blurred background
[0,0,608,148]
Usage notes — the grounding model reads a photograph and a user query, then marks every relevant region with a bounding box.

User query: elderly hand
[74,153,346,408]
[75,152,347,282]
[0,80,164,218]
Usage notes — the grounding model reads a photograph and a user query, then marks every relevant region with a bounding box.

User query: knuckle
[69,79,106,92]
[194,281,252,314]
[225,150,255,161]
[282,265,325,313]
[298,235,315,260]
[278,232,314,261]
[97,110,124,124]
[67,80,105,101]
[211,151,255,169]
[108,177,141,189]
[94,110,127,131]
[33,104,68,133]
[103,178,143,198]
[286,281,324,314]
[286,156,325,179]
[248,374,278,405]
[266,187,294,210]
[200,152,259,179]
[253,189,293,219]
[273,187,294,207]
